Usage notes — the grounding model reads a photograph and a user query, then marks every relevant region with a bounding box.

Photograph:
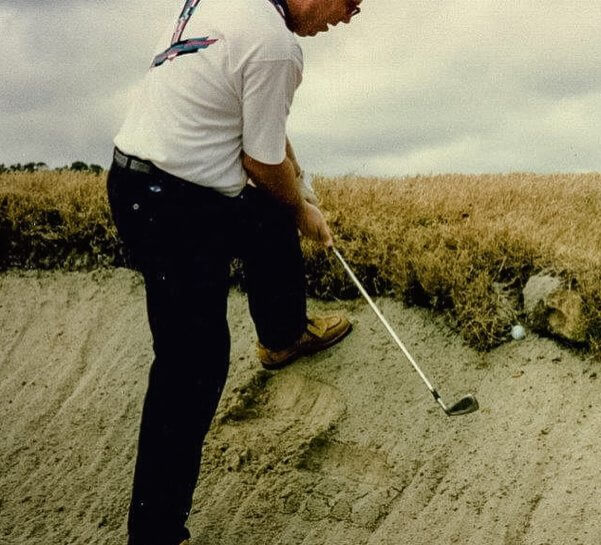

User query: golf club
[332,247,479,417]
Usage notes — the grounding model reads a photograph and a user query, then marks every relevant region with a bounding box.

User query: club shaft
[332,247,446,409]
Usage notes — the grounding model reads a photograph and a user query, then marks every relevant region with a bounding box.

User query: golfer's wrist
[292,199,308,223]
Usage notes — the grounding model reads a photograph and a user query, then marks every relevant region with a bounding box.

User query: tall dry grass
[1,170,601,350]
[311,173,601,350]
[0,171,120,269]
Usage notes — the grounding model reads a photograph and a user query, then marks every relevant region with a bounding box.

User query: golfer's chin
[292,22,329,37]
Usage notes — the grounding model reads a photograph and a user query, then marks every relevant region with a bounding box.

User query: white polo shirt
[114,0,303,197]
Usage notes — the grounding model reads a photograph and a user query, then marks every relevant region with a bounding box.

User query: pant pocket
[107,169,169,271]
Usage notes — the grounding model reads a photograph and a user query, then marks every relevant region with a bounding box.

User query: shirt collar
[269,0,292,29]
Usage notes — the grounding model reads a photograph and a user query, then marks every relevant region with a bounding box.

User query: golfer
[107,0,361,543]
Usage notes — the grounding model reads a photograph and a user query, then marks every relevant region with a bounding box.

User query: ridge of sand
[1,269,600,545]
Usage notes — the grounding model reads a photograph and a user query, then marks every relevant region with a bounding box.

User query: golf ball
[511,324,526,340]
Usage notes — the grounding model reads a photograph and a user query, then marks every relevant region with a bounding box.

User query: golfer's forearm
[242,154,304,216]
[285,137,302,178]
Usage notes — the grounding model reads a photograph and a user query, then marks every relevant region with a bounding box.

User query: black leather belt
[113,148,154,174]
[112,147,232,203]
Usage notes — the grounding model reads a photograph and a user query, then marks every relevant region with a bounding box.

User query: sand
[1,268,600,545]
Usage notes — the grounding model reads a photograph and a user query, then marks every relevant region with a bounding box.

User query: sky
[2,0,601,176]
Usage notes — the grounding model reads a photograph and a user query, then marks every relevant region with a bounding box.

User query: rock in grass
[523,274,587,344]
[523,274,562,316]
[546,290,587,343]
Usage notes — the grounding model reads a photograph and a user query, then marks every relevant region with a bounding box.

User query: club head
[446,394,479,416]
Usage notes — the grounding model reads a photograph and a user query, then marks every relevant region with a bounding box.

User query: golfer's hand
[297,202,333,247]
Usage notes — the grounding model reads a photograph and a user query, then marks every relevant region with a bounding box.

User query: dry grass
[309,173,601,350]
[0,171,121,270]
[2,170,601,350]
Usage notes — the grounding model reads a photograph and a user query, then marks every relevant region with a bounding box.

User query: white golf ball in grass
[511,324,526,340]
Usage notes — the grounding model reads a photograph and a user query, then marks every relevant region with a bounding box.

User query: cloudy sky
[2,0,601,176]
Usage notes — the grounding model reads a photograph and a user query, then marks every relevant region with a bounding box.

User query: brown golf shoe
[258,313,352,370]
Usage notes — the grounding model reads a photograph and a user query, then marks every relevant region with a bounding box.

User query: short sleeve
[241,56,302,164]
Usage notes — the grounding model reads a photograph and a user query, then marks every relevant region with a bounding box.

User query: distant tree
[23,162,45,172]
[70,161,90,172]
[0,161,95,174]
[3,162,48,173]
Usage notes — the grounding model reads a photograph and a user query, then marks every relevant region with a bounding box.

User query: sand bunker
[1,269,600,544]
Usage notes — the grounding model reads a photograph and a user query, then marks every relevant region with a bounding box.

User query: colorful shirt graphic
[151,0,218,68]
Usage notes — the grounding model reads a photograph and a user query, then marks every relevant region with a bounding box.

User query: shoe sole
[261,322,353,371]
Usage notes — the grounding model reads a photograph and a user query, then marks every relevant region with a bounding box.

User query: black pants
[107,159,307,545]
